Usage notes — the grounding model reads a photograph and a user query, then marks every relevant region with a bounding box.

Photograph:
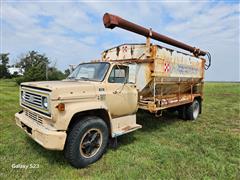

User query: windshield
[67,62,110,82]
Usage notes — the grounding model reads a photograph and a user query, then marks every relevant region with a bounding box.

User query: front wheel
[64,116,109,168]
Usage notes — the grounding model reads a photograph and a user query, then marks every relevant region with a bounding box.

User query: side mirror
[128,64,137,84]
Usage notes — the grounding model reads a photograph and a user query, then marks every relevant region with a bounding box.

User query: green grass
[0,79,239,179]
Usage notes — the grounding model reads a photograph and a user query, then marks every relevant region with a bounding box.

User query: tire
[186,100,200,120]
[178,106,186,120]
[64,116,109,168]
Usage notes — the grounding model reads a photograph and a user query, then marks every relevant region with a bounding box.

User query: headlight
[42,97,48,109]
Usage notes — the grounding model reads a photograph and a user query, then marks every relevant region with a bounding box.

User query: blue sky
[1,0,239,81]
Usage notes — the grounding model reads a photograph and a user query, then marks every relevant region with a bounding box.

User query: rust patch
[116,46,120,56]
[122,126,132,131]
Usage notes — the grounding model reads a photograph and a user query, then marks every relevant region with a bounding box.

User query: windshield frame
[67,62,110,82]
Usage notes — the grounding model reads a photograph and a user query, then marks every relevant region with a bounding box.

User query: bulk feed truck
[15,13,211,168]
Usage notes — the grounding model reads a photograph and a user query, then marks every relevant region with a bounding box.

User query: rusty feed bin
[102,13,211,113]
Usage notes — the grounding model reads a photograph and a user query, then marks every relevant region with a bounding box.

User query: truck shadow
[26,136,69,166]
[111,109,180,148]
[26,110,181,166]
[137,109,180,131]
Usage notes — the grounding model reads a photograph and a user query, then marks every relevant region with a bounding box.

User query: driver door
[105,65,138,117]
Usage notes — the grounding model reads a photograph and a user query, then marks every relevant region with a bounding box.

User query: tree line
[0,51,71,84]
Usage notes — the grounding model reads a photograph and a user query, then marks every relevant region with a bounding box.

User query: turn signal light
[56,103,65,111]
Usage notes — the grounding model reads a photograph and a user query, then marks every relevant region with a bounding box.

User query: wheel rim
[80,128,103,158]
[193,101,199,120]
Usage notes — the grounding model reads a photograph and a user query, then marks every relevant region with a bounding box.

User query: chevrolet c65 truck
[15,13,211,168]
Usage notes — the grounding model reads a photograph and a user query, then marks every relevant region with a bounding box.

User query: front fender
[53,101,110,130]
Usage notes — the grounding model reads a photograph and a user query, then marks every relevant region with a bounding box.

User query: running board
[111,114,142,137]
[112,124,142,137]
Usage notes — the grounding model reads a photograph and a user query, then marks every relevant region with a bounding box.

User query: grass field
[0,79,239,179]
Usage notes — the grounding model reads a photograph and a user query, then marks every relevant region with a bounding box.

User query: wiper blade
[79,77,90,81]
[67,77,76,80]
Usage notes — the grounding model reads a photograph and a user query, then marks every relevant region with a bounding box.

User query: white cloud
[1,1,239,81]
[160,1,239,81]
[160,1,208,20]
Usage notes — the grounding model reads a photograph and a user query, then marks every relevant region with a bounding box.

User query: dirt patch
[230,128,240,135]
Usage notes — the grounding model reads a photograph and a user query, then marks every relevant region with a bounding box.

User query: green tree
[17,51,49,82]
[48,67,66,80]
[0,53,10,78]
[64,68,71,77]
[15,51,67,84]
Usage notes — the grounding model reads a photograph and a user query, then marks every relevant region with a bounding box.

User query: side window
[108,65,128,83]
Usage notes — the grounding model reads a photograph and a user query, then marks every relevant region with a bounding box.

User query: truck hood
[21,80,97,100]
[21,80,94,90]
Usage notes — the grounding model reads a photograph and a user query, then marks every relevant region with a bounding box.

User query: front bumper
[15,111,66,150]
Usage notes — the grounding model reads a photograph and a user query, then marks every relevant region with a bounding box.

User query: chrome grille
[25,110,43,124]
[22,91,43,108]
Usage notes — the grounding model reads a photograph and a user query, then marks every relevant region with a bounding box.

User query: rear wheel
[186,100,200,120]
[178,106,186,120]
[64,116,109,168]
